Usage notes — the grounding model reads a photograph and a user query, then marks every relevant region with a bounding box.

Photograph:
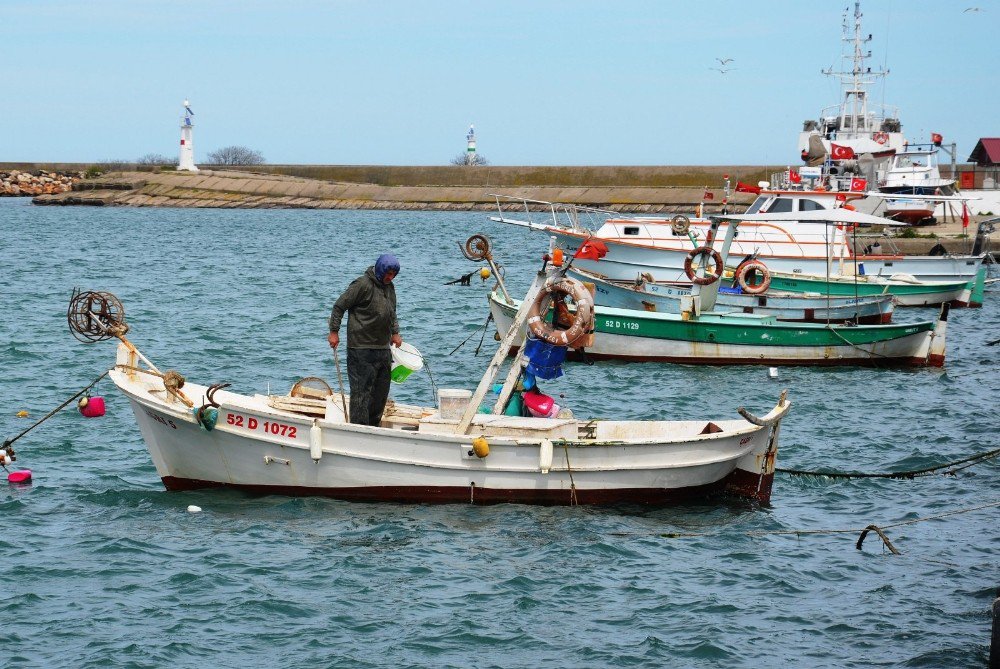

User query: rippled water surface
[1,199,997,667]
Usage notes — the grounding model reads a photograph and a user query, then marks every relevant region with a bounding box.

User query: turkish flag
[573,239,608,261]
[962,203,969,229]
[835,193,847,202]
[931,132,943,146]
[735,181,761,194]
[789,169,802,184]
[831,143,855,160]
[850,178,867,192]
[703,189,714,200]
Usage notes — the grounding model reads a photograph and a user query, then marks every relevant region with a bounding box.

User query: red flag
[703,189,714,200]
[835,193,847,202]
[962,203,969,229]
[931,132,943,146]
[573,239,608,261]
[850,178,867,192]
[789,169,802,184]
[735,181,761,194]
[831,143,855,160]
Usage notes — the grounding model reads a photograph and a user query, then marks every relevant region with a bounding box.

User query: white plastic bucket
[390,342,423,383]
[438,388,472,420]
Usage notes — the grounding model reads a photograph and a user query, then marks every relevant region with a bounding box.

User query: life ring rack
[683,246,723,285]
[526,277,594,348]
[735,260,771,294]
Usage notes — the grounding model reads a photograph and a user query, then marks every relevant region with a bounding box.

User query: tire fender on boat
[527,277,594,347]
[736,260,771,294]
[684,247,723,285]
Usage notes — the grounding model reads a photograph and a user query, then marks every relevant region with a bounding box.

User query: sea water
[1,198,997,667]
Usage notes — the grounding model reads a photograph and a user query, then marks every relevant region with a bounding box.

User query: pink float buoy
[78,395,106,418]
[8,470,32,484]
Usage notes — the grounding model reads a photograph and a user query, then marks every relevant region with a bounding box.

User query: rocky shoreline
[2,170,80,197]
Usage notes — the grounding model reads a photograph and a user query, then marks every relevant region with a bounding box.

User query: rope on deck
[776,446,1000,480]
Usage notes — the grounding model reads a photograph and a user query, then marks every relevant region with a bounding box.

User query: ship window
[745,196,768,214]
[799,199,825,211]
[623,226,639,235]
[766,198,794,213]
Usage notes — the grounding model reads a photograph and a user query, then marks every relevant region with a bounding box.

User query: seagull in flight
[710,67,736,74]
[963,6,982,11]
[716,58,734,66]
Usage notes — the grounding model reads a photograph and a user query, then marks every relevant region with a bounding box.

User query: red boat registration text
[225,413,298,439]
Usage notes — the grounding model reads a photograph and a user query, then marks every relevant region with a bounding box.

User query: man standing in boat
[327,253,403,426]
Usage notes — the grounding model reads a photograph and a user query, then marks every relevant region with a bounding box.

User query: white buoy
[187,505,202,513]
[178,99,199,172]
[309,423,323,461]
[768,367,779,379]
[539,439,553,474]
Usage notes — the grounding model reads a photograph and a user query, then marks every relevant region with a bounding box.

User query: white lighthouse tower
[465,125,476,164]
[178,100,198,172]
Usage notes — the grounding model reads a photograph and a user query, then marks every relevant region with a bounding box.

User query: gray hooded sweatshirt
[328,266,399,349]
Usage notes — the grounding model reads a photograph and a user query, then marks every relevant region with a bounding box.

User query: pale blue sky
[2,1,996,165]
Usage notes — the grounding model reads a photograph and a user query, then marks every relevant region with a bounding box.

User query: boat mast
[822,2,886,139]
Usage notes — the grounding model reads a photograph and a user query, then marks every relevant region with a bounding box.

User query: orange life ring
[684,246,723,285]
[736,260,771,294]
[527,277,594,347]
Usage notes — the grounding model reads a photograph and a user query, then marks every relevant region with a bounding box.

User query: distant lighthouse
[178,100,198,172]
[466,125,476,164]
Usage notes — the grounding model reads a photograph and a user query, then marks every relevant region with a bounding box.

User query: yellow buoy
[472,436,490,458]
[479,268,491,280]
[16,410,29,418]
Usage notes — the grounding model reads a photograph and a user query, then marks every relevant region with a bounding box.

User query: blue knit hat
[374,253,400,281]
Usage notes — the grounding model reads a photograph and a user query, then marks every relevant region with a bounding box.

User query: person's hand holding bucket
[390,342,423,383]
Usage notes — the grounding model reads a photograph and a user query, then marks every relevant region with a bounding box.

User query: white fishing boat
[492,190,985,292]
[69,270,791,505]
[878,147,956,225]
[486,215,948,369]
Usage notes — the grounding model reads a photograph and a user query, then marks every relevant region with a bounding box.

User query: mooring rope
[824,323,890,359]
[657,499,1000,555]
[449,313,493,356]
[2,370,109,451]
[777,446,1000,480]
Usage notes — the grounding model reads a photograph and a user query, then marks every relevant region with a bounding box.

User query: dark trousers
[346,347,392,426]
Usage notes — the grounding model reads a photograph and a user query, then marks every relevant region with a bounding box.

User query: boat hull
[489,291,944,367]
[542,226,984,286]
[113,366,782,506]
[575,270,896,324]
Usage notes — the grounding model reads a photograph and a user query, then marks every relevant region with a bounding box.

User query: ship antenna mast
[821,2,888,136]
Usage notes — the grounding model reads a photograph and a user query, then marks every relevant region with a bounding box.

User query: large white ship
[797,2,904,166]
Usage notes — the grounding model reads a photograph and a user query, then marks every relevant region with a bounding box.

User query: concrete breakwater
[30,167,758,213]
[2,170,80,197]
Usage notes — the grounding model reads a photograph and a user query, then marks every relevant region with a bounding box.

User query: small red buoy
[8,470,32,484]
[78,395,106,418]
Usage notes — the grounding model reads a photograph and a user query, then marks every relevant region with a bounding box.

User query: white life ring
[526,277,594,347]
[736,260,771,294]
